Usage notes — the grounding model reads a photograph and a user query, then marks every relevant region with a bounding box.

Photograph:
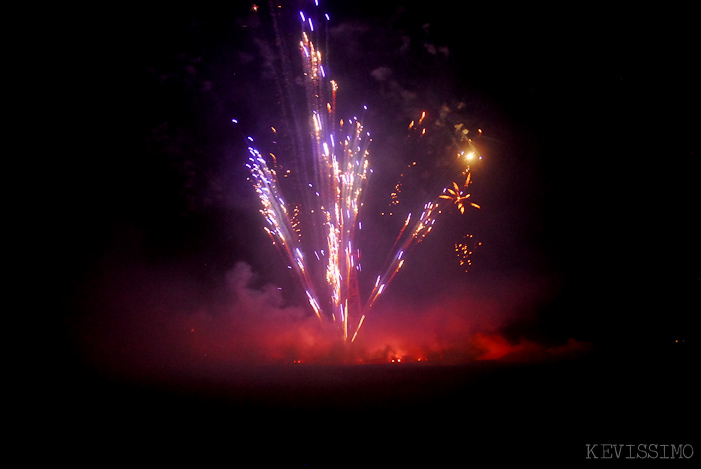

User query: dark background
[26,1,698,465]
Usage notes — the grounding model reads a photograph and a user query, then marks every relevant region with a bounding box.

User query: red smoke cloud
[471,333,591,361]
[75,261,590,382]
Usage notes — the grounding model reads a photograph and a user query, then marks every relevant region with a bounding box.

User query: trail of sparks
[244,7,481,343]
[356,162,480,340]
[247,11,370,341]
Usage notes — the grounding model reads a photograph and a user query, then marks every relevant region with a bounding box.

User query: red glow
[75,261,591,378]
[472,333,591,362]
[473,332,526,360]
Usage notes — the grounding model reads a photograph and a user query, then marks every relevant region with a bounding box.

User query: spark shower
[241,3,482,344]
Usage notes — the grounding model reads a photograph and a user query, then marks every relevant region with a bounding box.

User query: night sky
[34,1,697,465]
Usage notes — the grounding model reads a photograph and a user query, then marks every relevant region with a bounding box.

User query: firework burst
[243,5,483,344]
[439,173,481,214]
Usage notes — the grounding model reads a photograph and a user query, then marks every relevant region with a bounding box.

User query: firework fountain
[243,4,482,345]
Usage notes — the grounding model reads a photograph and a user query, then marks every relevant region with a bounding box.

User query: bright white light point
[247,136,254,141]
[231,118,238,124]
[325,14,330,20]
[363,105,367,110]
[466,151,475,160]
[300,11,305,21]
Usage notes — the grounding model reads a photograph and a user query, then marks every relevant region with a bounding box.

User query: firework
[439,174,481,214]
[455,234,482,272]
[243,6,481,344]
